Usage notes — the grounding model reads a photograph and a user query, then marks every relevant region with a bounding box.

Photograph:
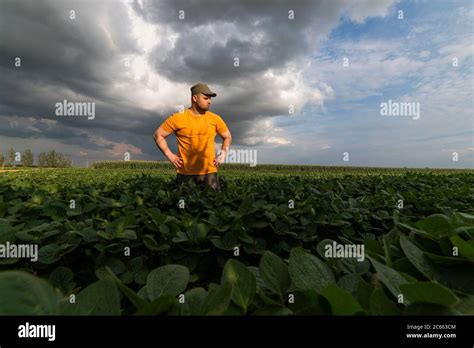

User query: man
[153,83,232,192]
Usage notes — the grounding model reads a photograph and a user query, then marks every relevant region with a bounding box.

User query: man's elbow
[223,131,232,141]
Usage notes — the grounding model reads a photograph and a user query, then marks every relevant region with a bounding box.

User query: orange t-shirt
[159,109,229,175]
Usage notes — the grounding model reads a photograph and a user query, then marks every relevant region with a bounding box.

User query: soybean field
[0,163,473,315]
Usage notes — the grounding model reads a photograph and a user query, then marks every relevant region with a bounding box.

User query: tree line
[0,148,72,168]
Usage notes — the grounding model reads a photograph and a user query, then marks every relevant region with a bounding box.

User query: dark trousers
[175,172,221,192]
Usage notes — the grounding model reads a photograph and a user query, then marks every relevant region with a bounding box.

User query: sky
[0,0,473,168]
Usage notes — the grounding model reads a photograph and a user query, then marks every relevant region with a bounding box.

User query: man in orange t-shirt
[153,83,232,191]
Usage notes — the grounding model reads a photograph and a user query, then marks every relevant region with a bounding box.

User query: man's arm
[153,127,183,169]
[219,130,232,156]
[214,130,232,167]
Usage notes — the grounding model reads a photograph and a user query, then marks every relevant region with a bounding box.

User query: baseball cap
[191,83,217,97]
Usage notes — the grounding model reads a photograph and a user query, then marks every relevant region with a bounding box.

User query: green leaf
[147,208,166,227]
[143,235,160,250]
[62,279,120,315]
[368,256,407,299]
[30,191,46,204]
[146,265,189,301]
[455,295,474,314]
[105,214,136,237]
[171,287,207,315]
[424,252,468,266]
[97,230,113,241]
[130,256,144,272]
[135,295,175,315]
[202,283,232,315]
[364,239,384,257]
[450,235,474,261]
[337,257,371,275]
[255,287,283,307]
[119,271,134,284]
[289,247,335,292]
[172,231,189,243]
[436,264,474,295]
[187,223,209,242]
[119,229,137,240]
[134,269,149,285]
[213,230,240,250]
[321,284,364,315]
[411,236,474,292]
[248,266,271,292]
[38,244,62,264]
[287,289,330,315]
[252,221,269,229]
[395,222,434,240]
[369,287,401,315]
[137,286,148,301]
[415,214,452,238]
[399,234,438,279]
[456,212,474,220]
[0,221,15,243]
[259,251,291,297]
[49,266,74,291]
[104,258,126,275]
[337,274,373,310]
[0,271,60,315]
[221,259,256,313]
[399,282,459,307]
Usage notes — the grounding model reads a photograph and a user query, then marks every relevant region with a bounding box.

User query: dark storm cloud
[134,0,343,83]
[0,0,396,162]
[0,0,172,161]
[0,0,154,137]
[131,0,396,140]
[0,0,138,84]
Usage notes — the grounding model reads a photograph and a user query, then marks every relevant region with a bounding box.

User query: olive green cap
[191,83,217,97]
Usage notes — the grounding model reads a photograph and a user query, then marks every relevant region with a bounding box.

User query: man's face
[193,93,212,111]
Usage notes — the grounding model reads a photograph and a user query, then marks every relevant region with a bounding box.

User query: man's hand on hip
[213,152,226,167]
[167,152,184,169]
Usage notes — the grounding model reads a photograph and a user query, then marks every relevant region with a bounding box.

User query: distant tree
[7,148,15,166]
[57,155,72,167]
[38,152,47,167]
[21,149,34,167]
[38,150,72,168]
[0,152,4,168]
[45,150,55,167]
